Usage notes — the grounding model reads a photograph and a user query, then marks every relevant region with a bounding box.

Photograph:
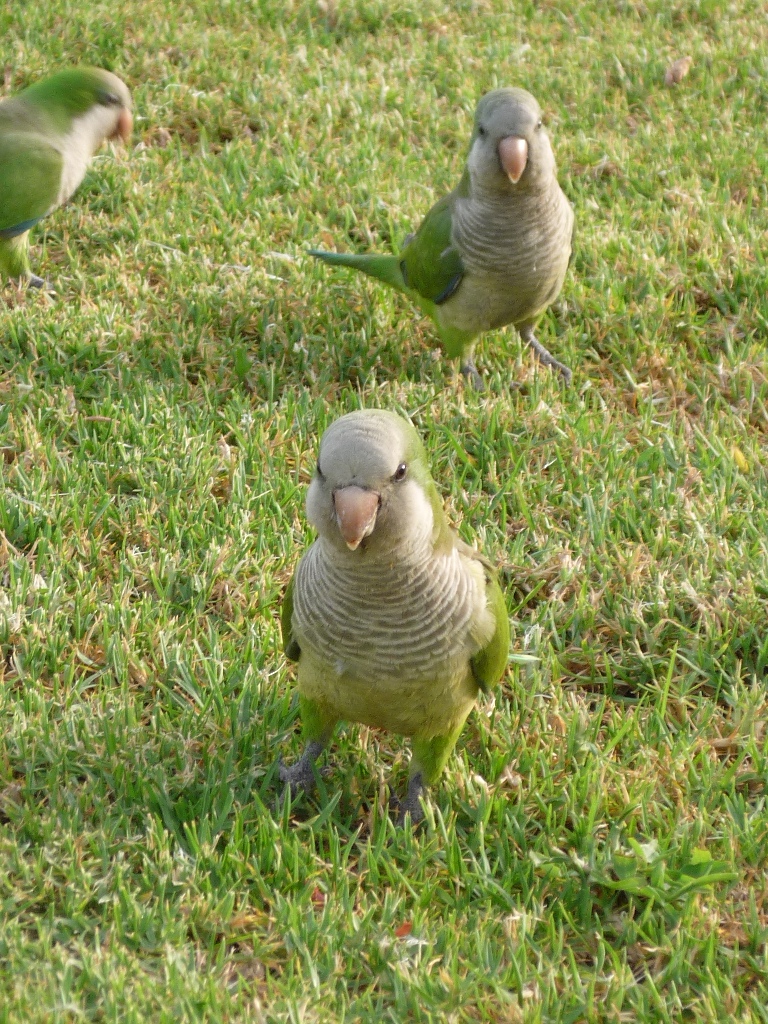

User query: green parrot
[310,88,574,387]
[0,66,132,287]
[279,409,510,823]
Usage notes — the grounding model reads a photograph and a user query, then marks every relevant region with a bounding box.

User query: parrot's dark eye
[99,91,122,107]
[393,463,407,482]
[536,118,543,130]
[477,125,487,138]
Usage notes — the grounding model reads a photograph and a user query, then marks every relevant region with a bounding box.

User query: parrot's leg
[279,739,326,793]
[519,322,572,385]
[1,233,33,286]
[394,770,426,824]
[396,721,469,824]
[440,328,481,390]
[460,357,484,391]
[278,695,337,795]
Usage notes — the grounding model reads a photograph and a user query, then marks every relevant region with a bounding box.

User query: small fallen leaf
[394,922,413,938]
[310,887,326,908]
[732,445,749,472]
[665,56,692,86]
[151,126,172,148]
[547,712,567,736]
[471,772,489,792]
[218,437,233,463]
[497,765,523,791]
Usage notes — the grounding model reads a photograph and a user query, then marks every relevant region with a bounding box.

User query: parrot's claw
[460,359,485,392]
[390,772,426,826]
[524,332,572,385]
[549,358,572,385]
[27,274,55,295]
[278,740,326,795]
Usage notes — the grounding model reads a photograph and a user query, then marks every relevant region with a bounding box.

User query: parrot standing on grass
[279,409,510,823]
[310,88,574,387]
[0,66,132,287]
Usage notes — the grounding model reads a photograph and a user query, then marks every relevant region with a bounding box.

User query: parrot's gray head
[306,410,441,559]
[22,67,133,148]
[467,88,557,194]
[69,69,133,152]
[93,70,133,144]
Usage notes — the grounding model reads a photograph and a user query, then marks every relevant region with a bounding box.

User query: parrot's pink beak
[112,108,133,143]
[333,485,380,550]
[498,136,528,184]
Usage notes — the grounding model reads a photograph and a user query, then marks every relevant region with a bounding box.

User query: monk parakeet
[310,88,574,387]
[279,409,510,823]
[0,66,132,287]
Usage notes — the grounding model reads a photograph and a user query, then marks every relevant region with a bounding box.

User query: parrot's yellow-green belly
[297,649,478,739]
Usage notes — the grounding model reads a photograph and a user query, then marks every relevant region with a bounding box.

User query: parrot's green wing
[470,564,510,693]
[400,191,464,306]
[281,573,301,662]
[0,133,62,238]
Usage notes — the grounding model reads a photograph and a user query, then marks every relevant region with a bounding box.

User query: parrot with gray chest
[310,88,574,387]
[279,409,510,823]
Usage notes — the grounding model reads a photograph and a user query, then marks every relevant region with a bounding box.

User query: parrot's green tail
[308,249,407,294]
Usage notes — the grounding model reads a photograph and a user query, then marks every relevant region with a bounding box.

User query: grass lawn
[1,0,768,1020]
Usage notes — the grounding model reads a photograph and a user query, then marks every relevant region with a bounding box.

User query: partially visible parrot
[0,66,132,287]
[310,88,574,387]
[279,409,510,823]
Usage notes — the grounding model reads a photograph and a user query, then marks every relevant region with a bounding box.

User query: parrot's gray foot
[390,772,426,826]
[26,274,55,295]
[278,740,326,795]
[524,334,572,385]
[460,359,484,391]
